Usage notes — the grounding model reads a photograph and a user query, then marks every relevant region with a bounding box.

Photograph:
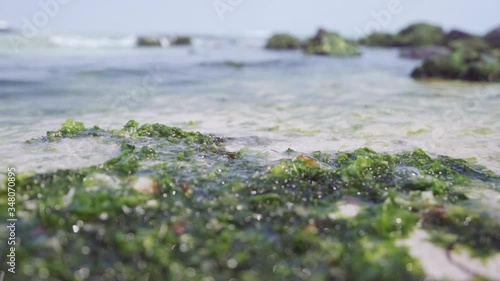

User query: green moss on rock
[46,119,86,141]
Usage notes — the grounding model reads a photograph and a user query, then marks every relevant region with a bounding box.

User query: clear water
[0,34,499,175]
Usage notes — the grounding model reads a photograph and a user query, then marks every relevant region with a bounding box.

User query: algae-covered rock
[137,36,164,47]
[396,23,445,46]
[411,48,500,82]
[358,32,399,47]
[171,36,192,46]
[265,33,302,50]
[3,120,499,281]
[485,26,500,48]
[303,28,361,56]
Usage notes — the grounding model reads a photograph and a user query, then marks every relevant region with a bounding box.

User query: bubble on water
[394,166,421,181]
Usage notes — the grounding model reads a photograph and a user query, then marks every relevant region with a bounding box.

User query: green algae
[1,120,499,281]
[407,128,430,136]
[46,119,86,141]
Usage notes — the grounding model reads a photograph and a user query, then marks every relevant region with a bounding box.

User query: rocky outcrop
[303,29,361,56]
[411,49,500,82]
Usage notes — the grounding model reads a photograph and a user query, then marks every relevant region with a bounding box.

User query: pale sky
[0,0,498,37]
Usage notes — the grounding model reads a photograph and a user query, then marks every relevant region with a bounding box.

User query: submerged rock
[265,33,302,50]
[303,28,361,56]
[485,26,500,48]
[399,46,449,60]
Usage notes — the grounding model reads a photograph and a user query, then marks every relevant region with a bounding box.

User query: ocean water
[0,33,499,174]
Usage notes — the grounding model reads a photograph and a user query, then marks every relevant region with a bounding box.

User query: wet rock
[485,26,500,48]
[265,33,302,50]
[399,46,449,60]
[303,28,361,56]
[396,23,445,46]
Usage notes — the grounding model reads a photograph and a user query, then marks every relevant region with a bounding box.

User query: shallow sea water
[0,34,499,280]
[0,36,499,175]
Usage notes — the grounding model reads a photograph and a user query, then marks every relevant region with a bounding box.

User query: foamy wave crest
[49,35,137,48]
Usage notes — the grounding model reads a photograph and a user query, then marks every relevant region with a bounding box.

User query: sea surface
[0,33,499,175]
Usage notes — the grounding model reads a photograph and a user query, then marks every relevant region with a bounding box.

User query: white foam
[49,35,137,48]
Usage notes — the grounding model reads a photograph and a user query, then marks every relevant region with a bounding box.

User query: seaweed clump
[1,120,498,281]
